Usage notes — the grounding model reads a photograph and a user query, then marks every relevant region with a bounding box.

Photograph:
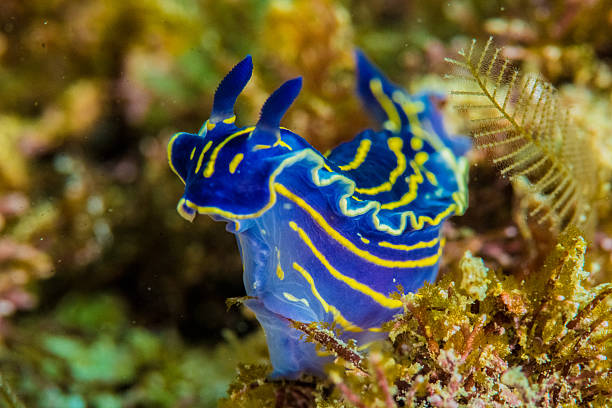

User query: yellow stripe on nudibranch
[253,139,293,151]
[354,137,406,195]
[416,151,439,186]
[190,147,196,160]
[204,127,255,178]
[274,139,293,150]
[283,292,310,307]
[391,91,425,139]
[223,115,236,124]
[179,146,463,235]
[293,263,388,333]
[293,262,370,332]
[392,90,469,215]
[415,151,428,166]
[381,160,425,210]
[176,198,195,222]
[378,237,439,251]
[292,262,329,313]
[252,144,272,151]
[338,139,371,171]
[181,149,315,221]
[425,171,438,186]
[411,205,458,229]
[167,133,186,185]
[228,153,244,174]
[276,249,284,280]
[195,140,213,174]
[413,151,437,185]
[331,304,381,332]
[394,92,425,120]
[370,78,401,132]
[289,221,403,309]
[276,183,442,268]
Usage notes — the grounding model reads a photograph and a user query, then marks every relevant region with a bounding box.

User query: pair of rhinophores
[168,51,470,379]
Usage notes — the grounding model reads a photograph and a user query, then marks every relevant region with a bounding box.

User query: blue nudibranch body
[168,52,469,378]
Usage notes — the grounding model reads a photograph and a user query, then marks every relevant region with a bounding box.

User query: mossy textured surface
[224,230,611,406]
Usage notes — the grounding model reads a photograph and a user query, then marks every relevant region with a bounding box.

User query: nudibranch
[168,52,469,379]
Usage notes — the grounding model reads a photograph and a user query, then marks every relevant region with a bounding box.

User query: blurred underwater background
[0,0,611,407]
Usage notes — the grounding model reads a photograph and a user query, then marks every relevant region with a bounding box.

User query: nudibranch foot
[168,51,469,378]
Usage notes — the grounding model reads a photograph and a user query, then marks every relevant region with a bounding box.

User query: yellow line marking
[228,153,244,174]
[204,127,254,178]
[182,149,314,220]
[253,139,293,151]
[283,292,310,307]
[330,307,374,332]
[252,144,271,151]
[410,136,423,151]
[168,133,186,185]
[368,150,436,203]
[223,115,236,124]
[190,147,196,160]
[425,171,438,186]
[378,237,439,251]
[276,249,284,280]
[411,205,457,229]
[370,78,400,132]
[292,263,387,333]
[180,145,464,235]
[394,92,425,120]
[274,139,293,150]
[292,262,329,313]
[381,161,423,210]
[207,121,216,131]
[338,139,372,171]
[354,137,405,195]
[276,183,441,268]
[360,236,370,244]
[195,140,213,174]
[415,151,428,166]
[290,222,403,309]
[176,198,194,222]
[392,91,468,215]
[293,262,368,332]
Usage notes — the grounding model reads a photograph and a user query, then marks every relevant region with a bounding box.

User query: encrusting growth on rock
[222,228,611,406]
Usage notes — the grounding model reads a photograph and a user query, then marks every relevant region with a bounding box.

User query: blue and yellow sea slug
[168,52,470,378]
